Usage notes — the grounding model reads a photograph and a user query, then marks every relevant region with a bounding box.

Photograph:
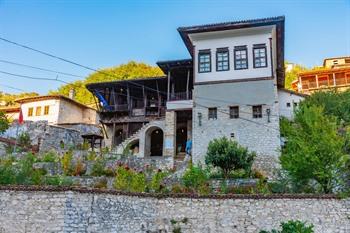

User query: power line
[0,83,28,92]
[0,59,84,78]
[0,36,169,95]
[0,70,69,84]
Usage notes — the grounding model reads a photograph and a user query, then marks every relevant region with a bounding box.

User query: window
[208,108,217,120]
[252,105,262,118]
[234,46,248,70]
[216,48,229,71]
[253,44,267,68]
[44,105,50,115]
[198,50,211,73]
[35,106,42,116]
[286,103,291,107]
[229,106,239,119]
[294,102,298,107]
[28,107,33,117]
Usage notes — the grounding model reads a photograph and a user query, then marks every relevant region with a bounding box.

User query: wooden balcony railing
[169,91,192,101]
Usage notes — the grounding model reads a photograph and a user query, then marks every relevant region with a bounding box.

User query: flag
[18,107,24,124]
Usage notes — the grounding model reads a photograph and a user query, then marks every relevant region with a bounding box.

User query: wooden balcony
[293,68,350,94]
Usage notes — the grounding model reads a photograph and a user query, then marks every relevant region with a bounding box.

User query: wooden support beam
[186,69,190,99]
[156,80,160,117]
[316,75,319,88]
[167,70,171,101]
[333,73,336,86]
[112,123,116,148]
[126,84,130,116]
[143,85,146,117]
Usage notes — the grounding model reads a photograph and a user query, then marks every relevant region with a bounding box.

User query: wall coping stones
[0,185,341,200]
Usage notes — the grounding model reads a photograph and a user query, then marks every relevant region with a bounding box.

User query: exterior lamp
[266,108,271,123]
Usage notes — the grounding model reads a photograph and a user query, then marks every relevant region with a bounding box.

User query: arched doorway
[150,129,163,156]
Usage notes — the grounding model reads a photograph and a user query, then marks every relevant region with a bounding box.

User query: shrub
[86,151,97,161]
[44,175,73,186]
[72,159,86,176]
[61,150,74,175]
[149,170,168,192]
[130,171,147,193]
[0,111,9,134]
[114,166,147,192]
[91,159,105,177]
[205,137,255,178]
[260,220,314,233]
[41,151,59,163]
[182,164,209,192]
[18,132,31,148]
[114,166,133,191]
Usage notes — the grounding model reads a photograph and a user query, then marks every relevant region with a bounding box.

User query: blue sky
[0,0,349,94]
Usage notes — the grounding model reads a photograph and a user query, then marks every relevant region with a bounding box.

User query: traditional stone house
[87,16,299,174]
[15,95,98,125]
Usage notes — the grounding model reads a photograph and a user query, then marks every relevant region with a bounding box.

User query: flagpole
[13,107,23,154]
[13,122,19,154]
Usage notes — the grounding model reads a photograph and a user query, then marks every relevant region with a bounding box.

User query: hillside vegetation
[49,61,164,105]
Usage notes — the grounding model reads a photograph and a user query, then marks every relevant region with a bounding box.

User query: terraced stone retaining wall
[0,187,349,233]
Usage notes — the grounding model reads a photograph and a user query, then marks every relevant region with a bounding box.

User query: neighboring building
[277,89,306,119]
[0,106,20,122]
[87,16,293,175]
[15,95,98,125]
[292,56,350,94]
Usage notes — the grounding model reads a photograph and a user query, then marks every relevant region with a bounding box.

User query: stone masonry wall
[0,189,349,233]
[192,80,281,176]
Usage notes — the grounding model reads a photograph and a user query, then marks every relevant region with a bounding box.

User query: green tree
[0,111,9,133]
[280,105,349,193]
[205,137,255,178]
[300,90,350,124]
[50,61,164,105]
[0,92,39,106]
[284,63,307,90]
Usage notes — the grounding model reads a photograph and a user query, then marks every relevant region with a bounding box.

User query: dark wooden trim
[234,45,248,70]
[216,48,230,72]
[194,76,273,86]
[198,50,211,73]
[253,44,268,68]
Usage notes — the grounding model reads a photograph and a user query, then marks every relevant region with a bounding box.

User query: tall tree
[280,105,348,193]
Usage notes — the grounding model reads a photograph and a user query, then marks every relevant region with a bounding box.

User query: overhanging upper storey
[178,16,285,87]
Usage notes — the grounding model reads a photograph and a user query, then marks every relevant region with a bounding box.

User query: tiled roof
[15,95,95,110]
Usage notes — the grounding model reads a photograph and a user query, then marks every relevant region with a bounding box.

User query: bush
[182,164,209,193]
[0,111,9,134]
[72,159,86,176]
[149,170,168,192]
[44,175,73,186]
[41,151,59,163]
[205,137,255,178]
[61,150,73,175]
[91,159,105,177]
[114,166,146,192]
[260,220,314,233]
[86,151,97,161]
[18,132,31,148]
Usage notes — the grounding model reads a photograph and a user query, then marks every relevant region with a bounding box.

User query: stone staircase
[114,122,153,154]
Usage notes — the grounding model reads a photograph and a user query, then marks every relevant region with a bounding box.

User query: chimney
[69,89,75,100]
